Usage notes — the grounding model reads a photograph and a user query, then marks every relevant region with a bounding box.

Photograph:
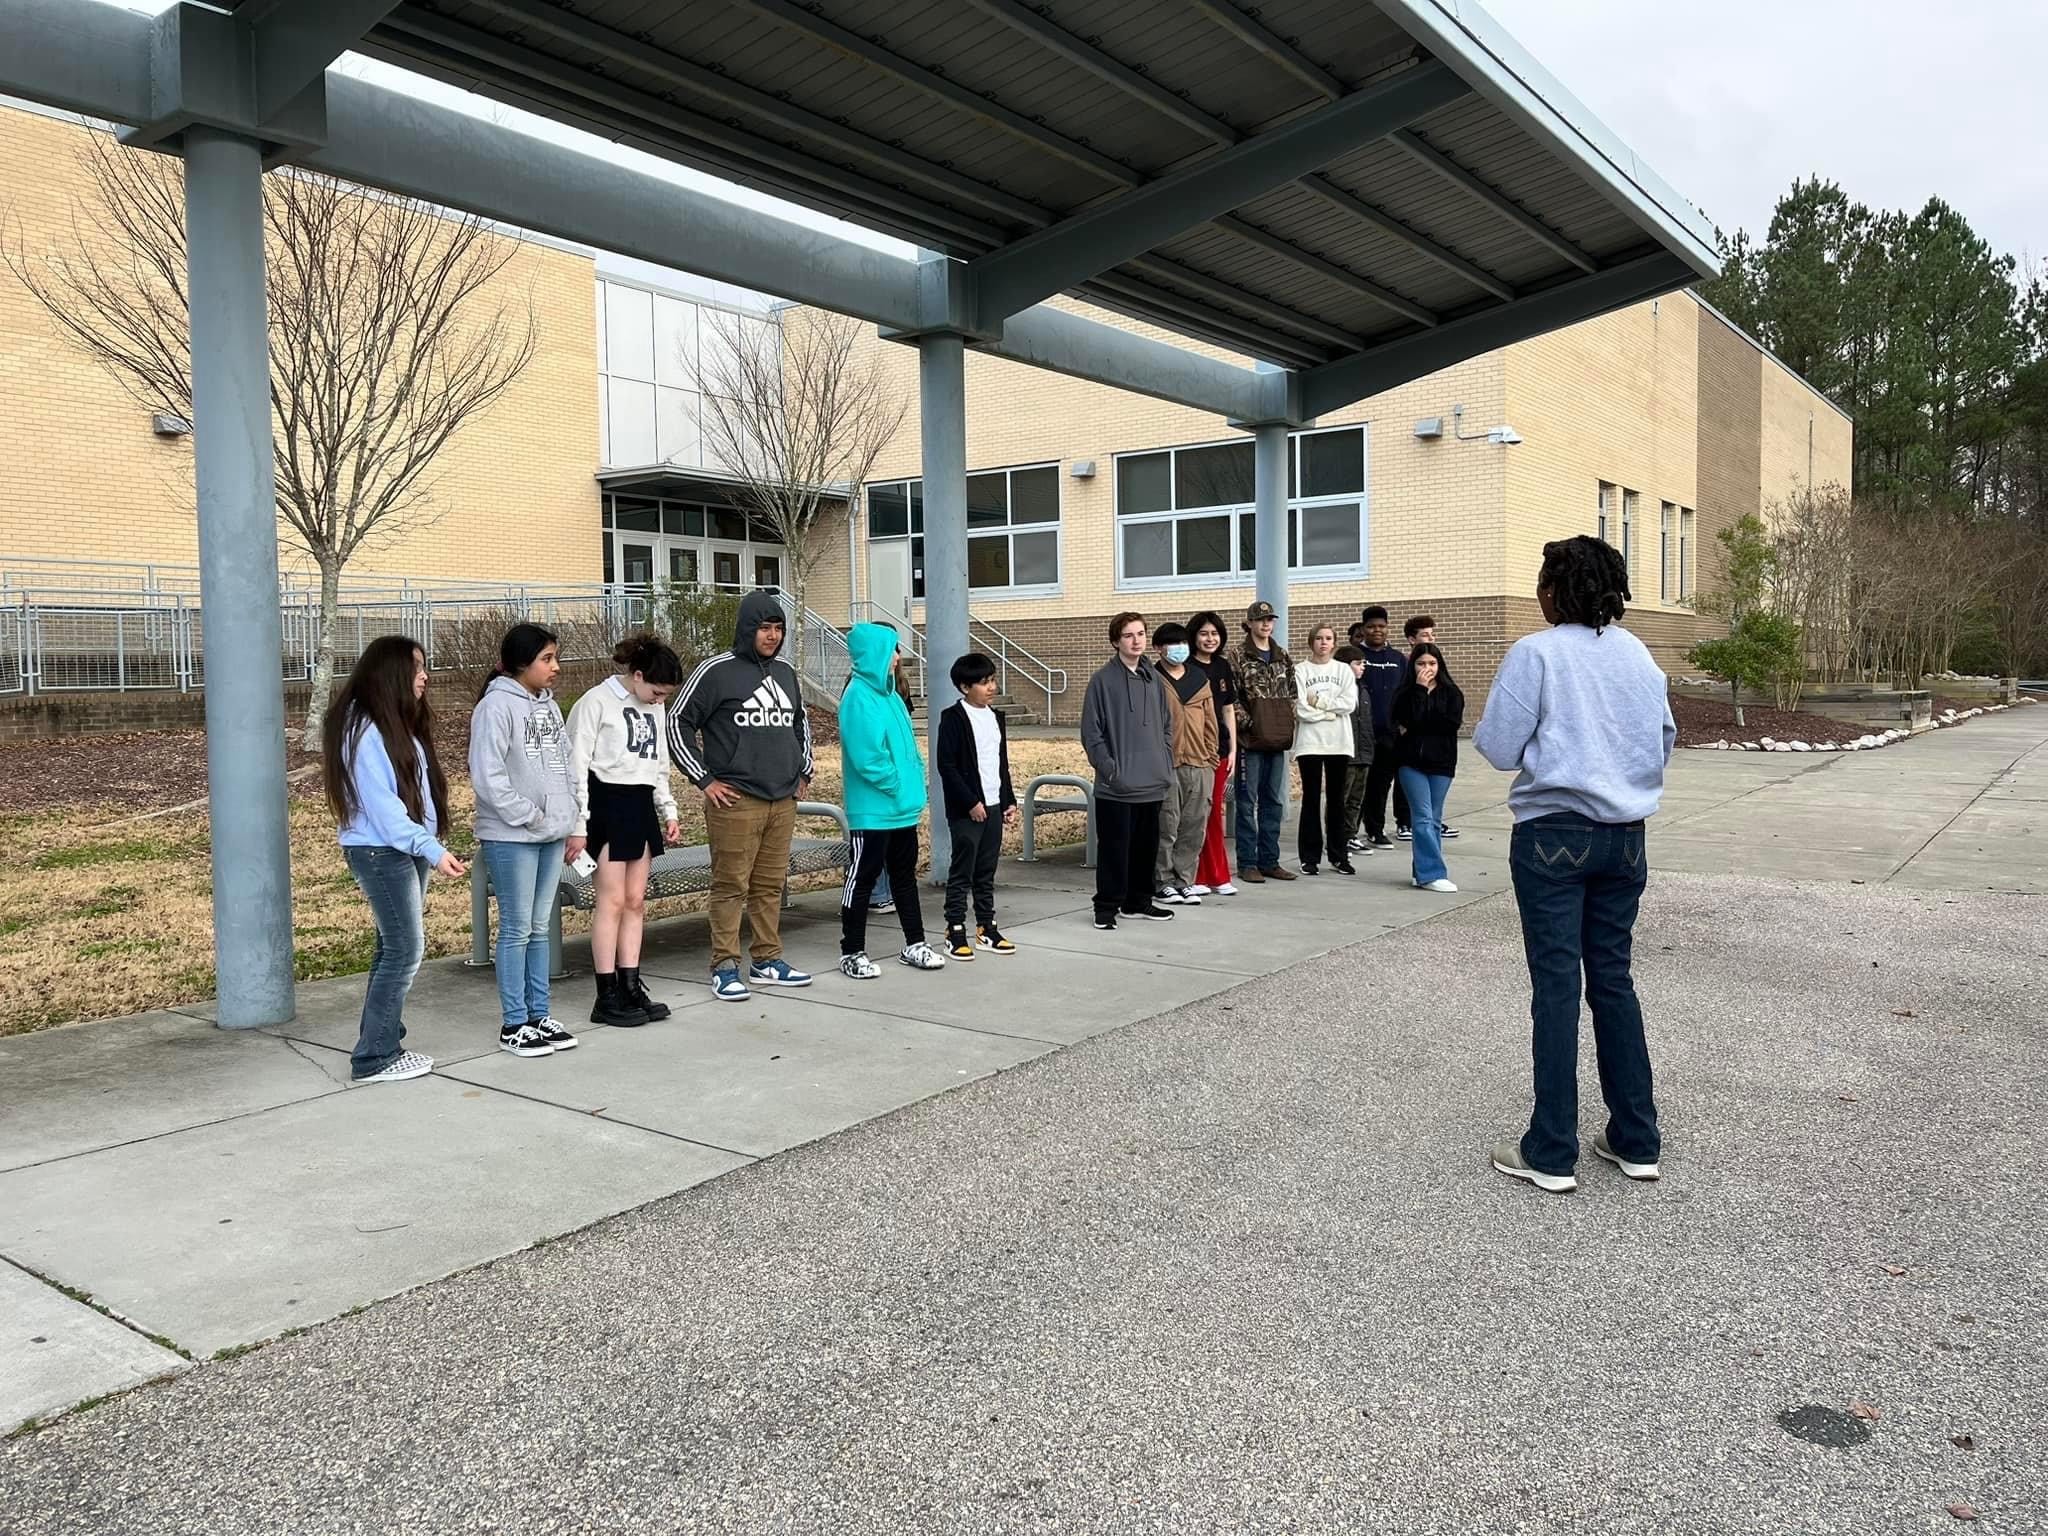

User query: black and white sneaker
[530,1017,578,1051]
[499,1023,556,1058]
[1156,886,1189,905]
[1127,904,1175,922]
[900,941,947,971]
[1175,884,1203,905]
[870,898,897,915]
[1443,826,1461,839]
[1396,826,1414,842]
[1092,912,1118,931]
[354,1050,433,1085]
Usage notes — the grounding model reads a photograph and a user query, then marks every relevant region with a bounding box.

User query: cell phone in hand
[571,851,598,878]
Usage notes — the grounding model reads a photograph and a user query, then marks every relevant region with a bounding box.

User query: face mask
[1164,644,1190,665]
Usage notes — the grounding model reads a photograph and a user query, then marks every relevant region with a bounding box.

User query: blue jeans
[871,868,893,906]
[1396,768,1453,884]
[480,838,566,1029]
[344,846,431,1078]
[1233,749,1286,871]
[1509,813,1660,1175]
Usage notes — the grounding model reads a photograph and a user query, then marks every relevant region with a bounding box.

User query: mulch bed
[1667,692,1868,748]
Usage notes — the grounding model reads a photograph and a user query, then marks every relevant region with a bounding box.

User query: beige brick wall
[0,106,600,586]
[1761,344,1854,501]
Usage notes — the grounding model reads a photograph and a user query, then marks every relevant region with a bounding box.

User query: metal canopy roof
[331,0,1716,380]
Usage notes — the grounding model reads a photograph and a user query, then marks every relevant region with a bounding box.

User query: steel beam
[250,0,402,123]
[1296,173,1516,303]
[0,0,152,122]
[1212,214,1437,328]
[977,307,1269,421]
[918,329,969,886]
[1389,128,1596,275]
[1191,0,1346,100]
[184,126,296,1028]
[1300,250,1695,416]
[1253,420,1291,638]
[971,62,1466,321]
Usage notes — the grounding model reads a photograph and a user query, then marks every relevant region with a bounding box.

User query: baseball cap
[1244,600,1277,622]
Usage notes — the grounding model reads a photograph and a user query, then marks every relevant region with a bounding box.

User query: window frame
[1111,424,1369,593]
[1659,502,1675,602]
[1679,507,1697,602]
[862,461,1064,601]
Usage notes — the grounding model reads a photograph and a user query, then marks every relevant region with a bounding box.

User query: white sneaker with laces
[499,1024,555,1058]
[1415,878,1459,893]
[899,941,947,971]
[839,951,881,981]
[355,1050,433,1085]
[1213,881,1238,895]
[1186,883,1212,896]
[1156,887,1188,905]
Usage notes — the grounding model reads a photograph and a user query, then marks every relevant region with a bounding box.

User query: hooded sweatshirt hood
[733,589,787,660]
[836,622,926,829]
[469,674,576,843]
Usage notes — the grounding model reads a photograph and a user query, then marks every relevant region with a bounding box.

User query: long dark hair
[477,622,558,702]
[1539,535,1630,630]
[324,635,450,832]
[1405,641,1462,705]
[1186,610,1229,659]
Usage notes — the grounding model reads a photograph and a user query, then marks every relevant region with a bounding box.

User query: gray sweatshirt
[1474,622,1676,824]
[1079,655,1174,804]
[469,675,578,843]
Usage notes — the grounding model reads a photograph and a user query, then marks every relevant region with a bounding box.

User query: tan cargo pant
[704,793,797,970]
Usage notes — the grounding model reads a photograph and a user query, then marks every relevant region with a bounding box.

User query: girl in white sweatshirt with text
[1292,623,1359,876]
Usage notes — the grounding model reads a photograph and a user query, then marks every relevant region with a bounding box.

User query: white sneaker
[354,1050,433,1084]
[839,951,881,980]
[1175,885,1203,905]
[900,941,947,971]
[1415,878,1459,893]
[1156,887,1188,905]
[1186,883,1213,897]
[1213,881,1238,895]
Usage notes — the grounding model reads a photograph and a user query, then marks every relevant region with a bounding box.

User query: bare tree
[6,128,536,747]
[693,306,908,677]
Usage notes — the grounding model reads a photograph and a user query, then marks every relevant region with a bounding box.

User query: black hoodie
[667,590,813,802]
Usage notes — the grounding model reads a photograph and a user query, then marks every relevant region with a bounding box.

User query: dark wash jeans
[1233,749,1287,871]
[1509,812,1660,1175]
[344,846,431,1078]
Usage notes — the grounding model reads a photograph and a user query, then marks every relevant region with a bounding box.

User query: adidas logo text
[734,677,795,729]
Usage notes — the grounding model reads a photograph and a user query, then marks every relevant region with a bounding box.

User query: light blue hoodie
[836,623,927,831]
[336,715,448,864]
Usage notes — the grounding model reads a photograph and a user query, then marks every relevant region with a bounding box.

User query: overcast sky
[1489,0,2048,267]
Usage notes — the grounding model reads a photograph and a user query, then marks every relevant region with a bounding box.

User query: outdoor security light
[1069,460,1097,478]
[151,412,192,437]
[1413,417,1444,439]
[1488,427,1523,446]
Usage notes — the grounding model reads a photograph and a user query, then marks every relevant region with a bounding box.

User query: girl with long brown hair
[323,635,464,1084]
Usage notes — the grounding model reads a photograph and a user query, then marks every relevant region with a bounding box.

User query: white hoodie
[1292,656,1359,758]
[566,676,680,835]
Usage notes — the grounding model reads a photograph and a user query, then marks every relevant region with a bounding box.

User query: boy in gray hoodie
[1079,612,1175,931]
[470,624,580,1057]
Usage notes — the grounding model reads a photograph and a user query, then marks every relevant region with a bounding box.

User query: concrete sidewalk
[3,706,2044,1436]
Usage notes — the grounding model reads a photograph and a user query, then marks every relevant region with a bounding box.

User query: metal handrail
[849,601,1063,719]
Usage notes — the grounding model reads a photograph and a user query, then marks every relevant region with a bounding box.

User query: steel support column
[186,126,296,1027]
[918,332,969,887]
[1254,422,1290,644]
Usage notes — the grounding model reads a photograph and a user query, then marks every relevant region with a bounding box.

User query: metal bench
[468,800,853,976]
[1016,773,1096,866]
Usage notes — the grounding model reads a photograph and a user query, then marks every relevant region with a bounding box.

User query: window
[1659,503,1675,601]
[603,494,788,593]
[1597,481,1615,545]
[1113,425,1367,588]
[864,464,1060,596]
[1679,508,1697,601]
[1621,490,1638,577]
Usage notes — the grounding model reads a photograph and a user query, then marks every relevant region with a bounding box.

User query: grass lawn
[0,737,1095,1036]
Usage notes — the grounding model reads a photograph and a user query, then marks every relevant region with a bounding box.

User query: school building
[1,101,1850,723]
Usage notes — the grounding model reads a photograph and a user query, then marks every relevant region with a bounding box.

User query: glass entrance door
[708,544,745,590]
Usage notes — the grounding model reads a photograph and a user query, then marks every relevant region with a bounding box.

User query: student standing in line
[1186,610,1238,896]
[1079,612,1175,930]
[1151,622,1219,904]
[324,635,464,1086]
[1390,641,1464,894]
[870,650,915,916]
[1291,623,1358,876]
[668,590,816,1002]
[935,651,1020,960]
[568,634,683,1027]
[1231,600,1297,885]
[837,622,947,978]
[1477,536,1675,1195]
[1333,644,1375,856]
[1355,606,1406,848]
[1395,614,1460,843]
[470,623,579,1058]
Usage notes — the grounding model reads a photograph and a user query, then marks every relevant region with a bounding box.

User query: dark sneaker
[1593,1132,1661,1181]
[747,958,813,988]
[499,1023,555,1057]
[530,1016,578,1051]
[1491,1140,1577,1194]
[946,925,977,961]
[710,964,751,1002]
[1261,866,1297,882]
[1368,834,1395,848]
[1300,863,1321,877]
[1156,886,1190,905]
[1092,912,1118,930]
[1126,904,1175,922]
[870,898,896,915]
[976,925,1017,954]
[354,1050,433,1085]
[1443,826,1461,839]
[1175,885,1203,905]
[1396,826,1414,842]
[1332,861,1356,876]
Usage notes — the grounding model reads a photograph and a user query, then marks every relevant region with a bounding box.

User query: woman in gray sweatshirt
[470,623,580,1059]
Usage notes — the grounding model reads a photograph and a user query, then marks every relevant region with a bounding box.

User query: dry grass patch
[0,738,1095,1034]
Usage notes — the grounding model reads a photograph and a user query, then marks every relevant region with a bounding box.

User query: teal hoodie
[837,623,928,830]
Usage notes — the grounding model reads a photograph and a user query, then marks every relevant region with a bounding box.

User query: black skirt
[585,775,664,862]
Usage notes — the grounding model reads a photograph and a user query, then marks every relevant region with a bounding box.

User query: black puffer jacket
[1390,681,1465,777]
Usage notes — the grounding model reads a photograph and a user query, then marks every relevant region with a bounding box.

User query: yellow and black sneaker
[975,925,1017,955]
[945,924,977,961]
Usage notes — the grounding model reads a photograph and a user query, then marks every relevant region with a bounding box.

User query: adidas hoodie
[668,589,814,803]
